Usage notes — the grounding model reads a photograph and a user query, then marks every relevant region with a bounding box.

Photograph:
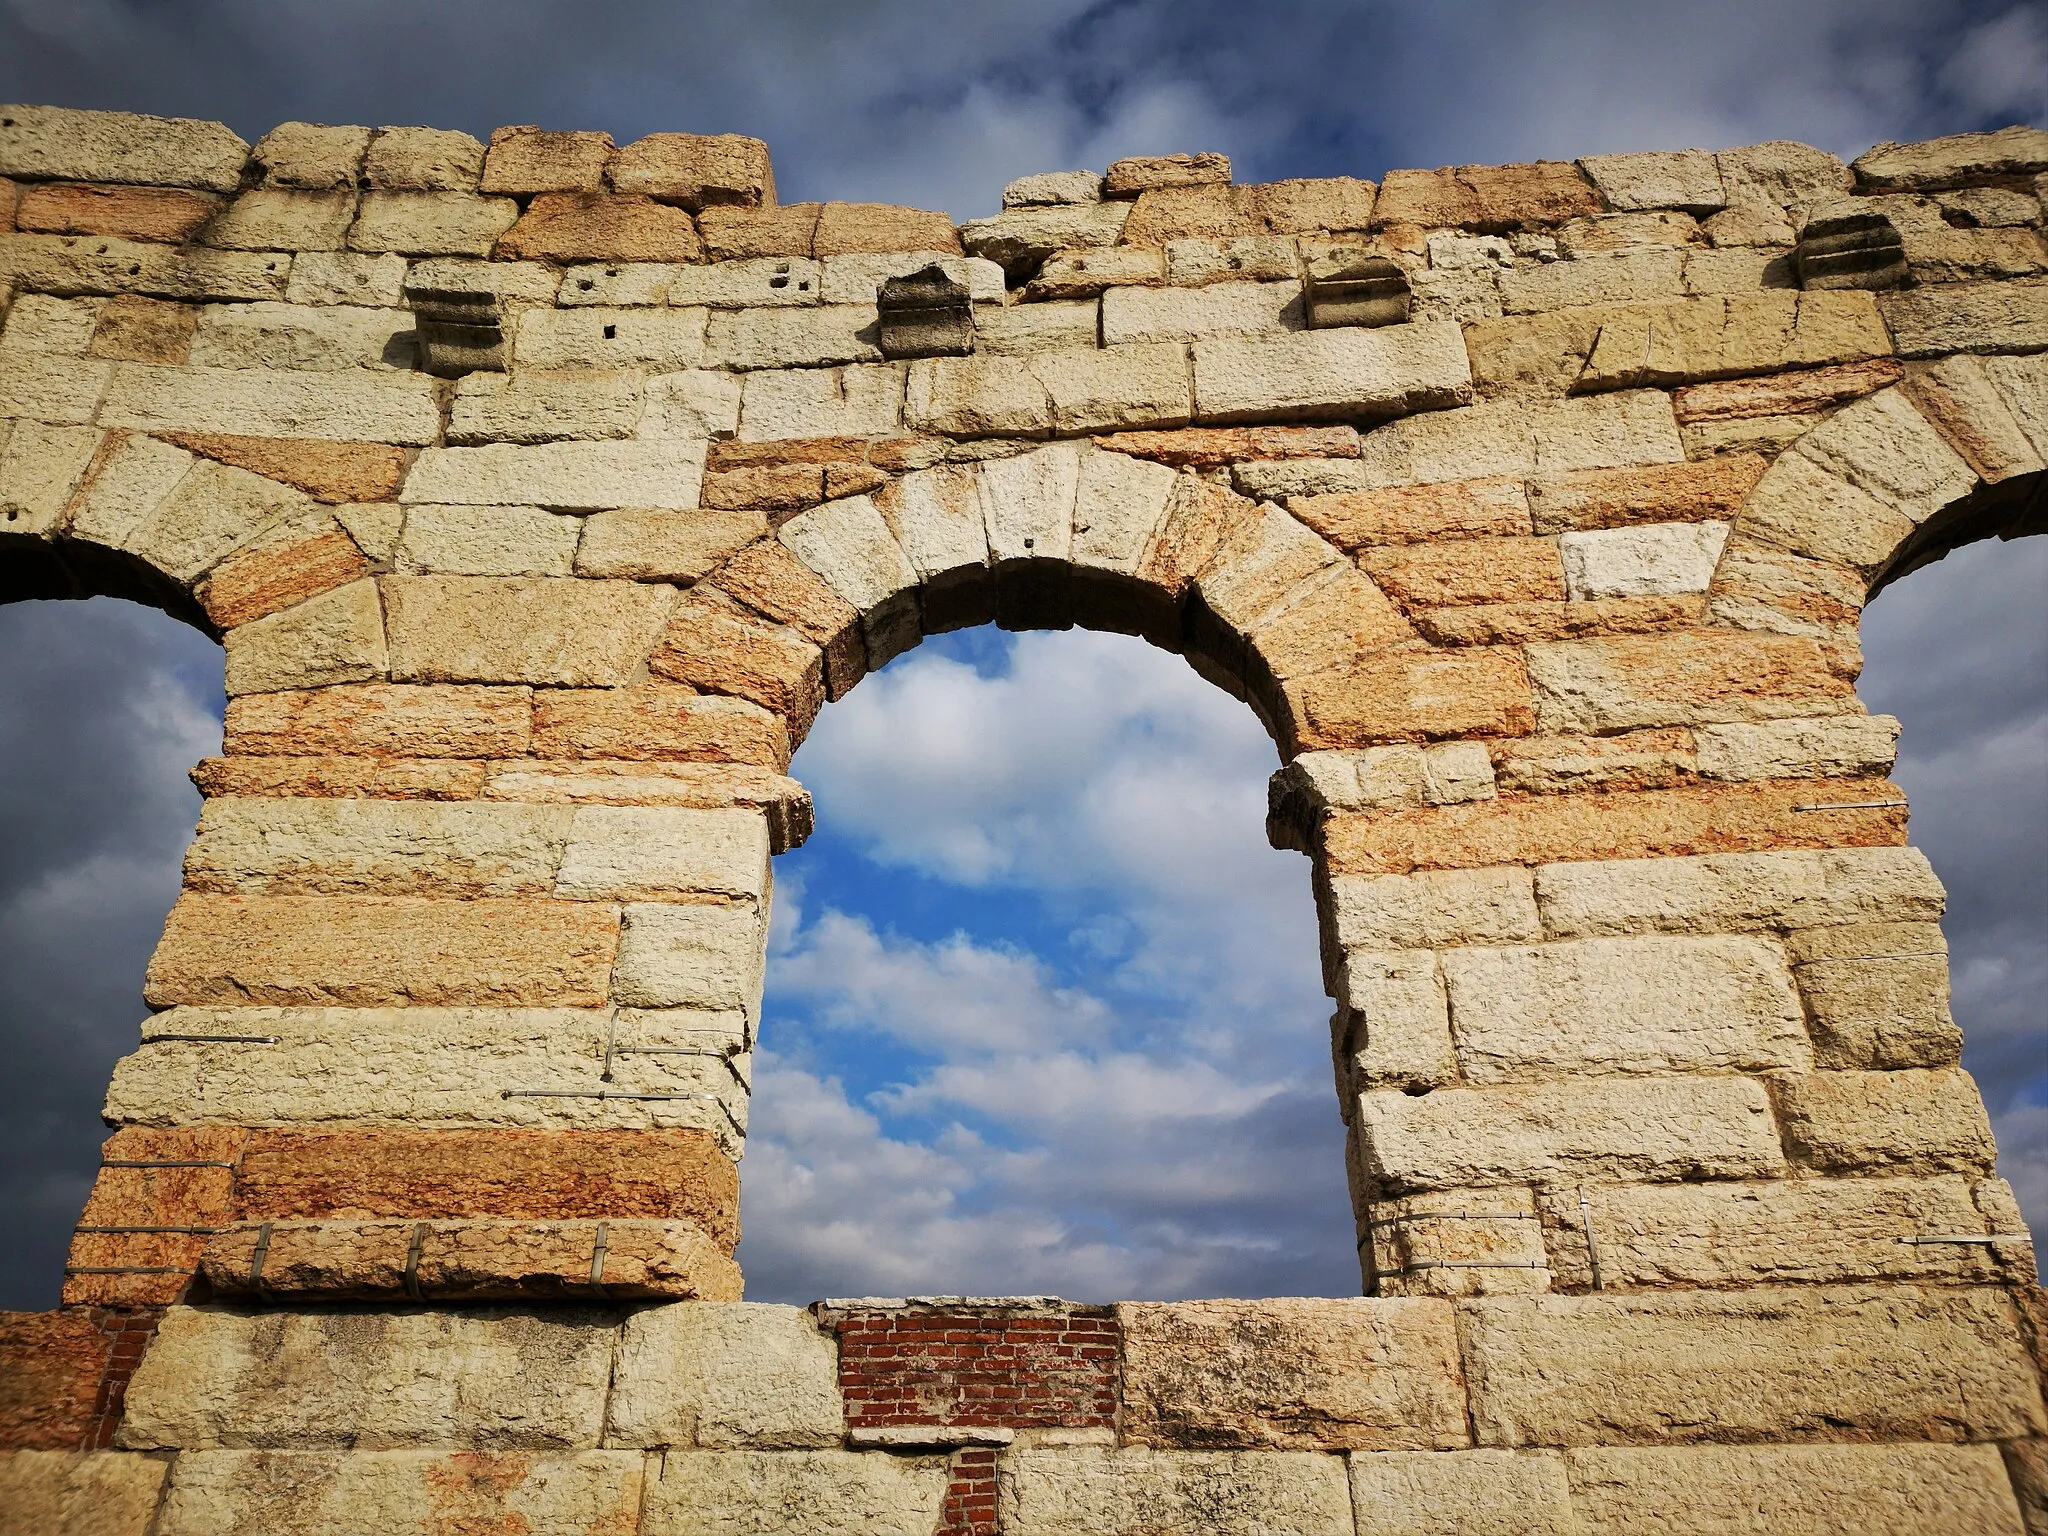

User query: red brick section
[939,1447,1000,1536]
[0,1306,163,1450]
[83,1307,164,1450]
[829,1303,1120,1430]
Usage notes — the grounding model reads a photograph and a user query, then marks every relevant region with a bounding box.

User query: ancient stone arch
[1,105,2046,1532]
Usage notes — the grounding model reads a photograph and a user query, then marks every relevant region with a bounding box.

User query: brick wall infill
[938,1446,1000,1536]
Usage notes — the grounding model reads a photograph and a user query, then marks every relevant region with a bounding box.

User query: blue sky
[0,0,2043,1306]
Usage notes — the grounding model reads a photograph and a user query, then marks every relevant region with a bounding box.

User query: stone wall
[0,104,2043,1532]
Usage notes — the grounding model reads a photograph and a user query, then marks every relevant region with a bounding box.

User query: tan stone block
[0,1452,166,1536]
[1287,648,1534,750]
[1034,341,1195,434]
[0,350,107,423]
[1681,414,1818,459]
[1250,564,1420,687]
[201,524,369,629]
[1106,152,1233,197]
[1363,536,1564,607]
[1361,1189,1550,1299]
[192,756,488,801]
[1411,594,1700,648]
[1005,170,1104,207]
[16,179,221,241]
[1568,1442,2026,1536]
[1854,125,2048,191]
[1246,177,1379,234]
[120,1306,616,1450]
[0,420,99,533]
[1732,452,1919,574]
[778,493,919,664]
[697,202,822,260]
[202,188,355,252]
[1161,234,1300,286]
[1789,920,1962,1069]
[1334,949,1456,1093]
[363,126,484,191]
[1541,1175,2022,1290]
[1579,149,1727,213]
[1716,140,1853,209]
[1528,454,1765,534]
[607,1303,844,1448]
[1347,1450,1574,1536]
[102,360,440,444]
[1498,248,1685,313]
[646,1449,950,1536]
[644,369,745,440]
[345,190,519,256]
[648,585,826,738]
[512,308,708,373]
[1465,1284,2042,1447]
[145,892,618,1008]
[1292,478,1531,551]
[76,294,189,365]
[711,538,866,698]
[407,254,562,306]
[380,575,673,687]
[1774,1067,1996,1174]
[532,687,786,766]
[1135,474,1262,600]
[447,371,645,447]
[0,104,249,190]
[973,298,1100,353]
[1525,629,1855,733]
[394,503,580,577]
[112,454,310,584]
[1694,712,1898,780]
[480,765,811,853]
[1446,934,1809,1081]
[1902,354,2047,484]
[1193,501,1338,641]
[223,578,388,695]
[1881,275,2048,358]
[1119,1299,1467,1452]
[1987,353,2048,461]
[1355,1074,1784,1192]
[1794,387,1979,524]
[1464,309,1604,399]
[0,232,289,302]
[1673,358,1902,422]
[1330,866,1538,950]
[2006,1439,2048,1536]
[822,250,1000,307]
[613,133,774,210]
[1119,185,1262,245]
[496,191,703,263]
[480,125,613,195]
[960,200,1131,276]
[1102,278,1304,344]
[736,362,904,442]
[1559,521,1727,599]
[153,1449,645,1534]
[999,1448,1352,1536]
[1577,291,1891,391]
[812,201,961,257]
[702,304,880,370]
[159,433,407,504]
[554,805,767,902]
[224,682,530,757]
[611,901,766,1016]
[1095,424,1356,468]
[1375,161,1604,231]
[1491,728,1695,796]
[403,439,707,511]
[1,292,104,353]
[1192,322,1472,424]
[701,464,826,512]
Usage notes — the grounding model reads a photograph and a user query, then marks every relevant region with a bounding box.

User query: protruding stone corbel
[1794,208,1909,291]
[404,275,506,376]
[877,264,974,359]
[1304,252,1413,329]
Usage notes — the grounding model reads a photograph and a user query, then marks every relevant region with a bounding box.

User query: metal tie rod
[144,1034,280,1045]
[1791,799,1908,812]
[1366,1210,1538,1231]
[75,1226,220,1236]
[101,1160,236,1169]
[1898,1234,2033,1246]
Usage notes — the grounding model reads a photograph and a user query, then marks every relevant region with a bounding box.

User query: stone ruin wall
[0,103,2044,1534]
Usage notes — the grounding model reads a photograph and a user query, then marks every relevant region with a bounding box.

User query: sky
[0,0,2043,1307]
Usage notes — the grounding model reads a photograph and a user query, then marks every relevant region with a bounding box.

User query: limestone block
[821,251,1003,306]
[1524,630,1857,733]
[188,301,413,372]
[557,261,680,305]
[1854,125,2048,192]
[284,251,407,307]
[1528,457,1764,537]
[101,361,440,444]
[407,255,561,307]
[979,442,1082,564]
[1498,249,1686,313]
[613,132,774,210]
[364,126,486,191]
[393,503,580,577]
[607,1303,844,1448]
[1344,401,1534,487]
[1353,1075,1784,1193]
[554,806,768,902]
[1191,322,1472,424]
[777,494,918,660]
[575,507,767,582]
[1101,279,1304,344]
[0,1451,166,1536]
[1335,950,1455,1092]
[497,191,704,264]
[958,200,1131,276]
[1880,276,2048,358]
[1540,1176,2019,1290]
[531,688,787,766]
[997,1448,1354,1536]
[646,370,745,439]
[1005,170,1104,206]
[699,203,823,261]
[1106,153,1232,196]
[1070,446,1178,574]
[448,371,646,446]
[0,351,107,423]
[875,462,988,600]
[1528,391,1686,474]
[1579,150,1728,213]
[120,1304,615,1449]
[1119,1298,1466,1451]
[1566,1443,2026,1536]
[64,431,203,549]
[1362,1189,1550,1300]
[401,440,707,510]
[0,233,290,302]
[1164,235,1302,286]
[82,294,213,363]
[204,187,356,252]
[1533,845,1943,938]
[973,299,1100,354]
[738,362,905,441]
[1034,341,1193,433]
[1733,449,1915,570]
[183,796,572,897]
[811,201,960,258]
[223,579,388,695]
[1576,292,1891,391]
[702,304,882,371]
[1488,728,1695,797]
[1362,534,1564,607]
[1986,354,2048,461]
[144,893,619,1009]
[1442,934,1810,1081]
[224,682,531,757]
[196,515,370,626]
[1773,1067,1996,1175]
[1348,1450,1576,1536]
[1681,245,1797,295]
[612,901,767,1014]
[1196,502,1339,641]
[0,104,248,190]
[514,306,709,370]
[1695,712,1899,780]
[1330,867,1540,950]
[648,586,826,738]
[1789,920,1962,1069]
[346,190,520,255]
[1716,141,1854,210]
[1792,388,1978,529]
[15,180,221,242]
[1461,1285,2044,1447]
[382,576,676,686]
[1560,521,1728,599]
[0,420,99,533]
[482,126,615,195]
[1030,247,1164,298]
[1292,478,1532,551]
[1374,161,1604,232]
[1288,648,1535,750]
[1900,354,2046,484]
[644,1450,950,1536]
[152,1449,645,1536]
[0,293,103,353]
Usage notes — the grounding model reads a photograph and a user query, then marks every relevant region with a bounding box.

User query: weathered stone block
[1695,713,1899,780]
[1560,521,1728,599]
[1854,125,2048,192]
[644,1450,950,1536]
[1880,276,2048,358]
[188,300,413,372]
[1532,846,1944,939]
[223,682,530,757]
[1579,150,1727,213]
[1335,950,1455,1092]
[394,503,580,577]
[222,579,388,696]
[1362,535,1565,607]
[607,1303,844,1448]
[101,361,441,444]
[346,191,520,256]
[611,900,766,1014]
[16,180,222,242]
[1773,1067,1997,1174]
[1329,866,1540,950]
[1103,279,1303,344]
[1005,170,1104,207]
[1118,1298,1468,1451]
[1525,630,1857,733]
[497,192,704,263]
[402,439,707,510]
[0,104,248,190]
[648,586,827,738]
[363,126,486,191]
[382,575,675,686]
[0,232,290,302]
[613,132,774,210]
[1348,1450,1576,1536]
[1460,1285,2044,1447]
[532,688,786,766]
[812,201,961,257]
[1374,161,1603,231]
[1287,648,1535,750]
[1192,322,1472,424]
[0,1451,166,1536]
[481,125,615,195]
[1788,920,1961,1069]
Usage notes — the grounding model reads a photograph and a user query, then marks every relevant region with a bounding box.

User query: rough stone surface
[608,1304,845,1448]
[1348,1450,1578,1536]
[0,1451,167,1536]
[0,105,250,191]
[645,1450,951,1536]
[999,1448,1354,1536]
[382,576,677,686]
[1773,1067,1998,1174]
